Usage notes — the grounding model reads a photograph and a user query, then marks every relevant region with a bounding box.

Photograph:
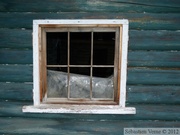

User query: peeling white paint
[23,104,136,114]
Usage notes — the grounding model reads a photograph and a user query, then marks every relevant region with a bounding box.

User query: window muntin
[43,27,119,104]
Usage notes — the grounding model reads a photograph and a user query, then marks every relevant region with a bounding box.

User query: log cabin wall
[0,0,180,134]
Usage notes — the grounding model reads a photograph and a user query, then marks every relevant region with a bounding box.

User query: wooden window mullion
[67,32,70,99]
[90,32,93,100]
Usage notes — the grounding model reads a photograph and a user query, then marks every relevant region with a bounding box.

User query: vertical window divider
[114,28,119,102]
[90,32,93,100]
[42,28,47,101]
[67,32,70,99]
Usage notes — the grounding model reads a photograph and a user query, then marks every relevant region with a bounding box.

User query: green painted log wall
[0,0,179,134]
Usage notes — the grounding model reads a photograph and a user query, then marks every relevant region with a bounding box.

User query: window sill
[23,104,136,114]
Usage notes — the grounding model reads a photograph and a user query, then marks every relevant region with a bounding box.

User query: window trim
[23,19,136,114]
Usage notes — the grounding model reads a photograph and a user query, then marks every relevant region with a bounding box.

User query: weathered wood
[0,0,179,13]
[0,0,179,133]
[1,29,179,50]
[3,119,180,135]
[1,49,180,67]
[0,65,32,82]
[0,65,180,85]
[23,105,135,114]
[0,13,179,30]
[0,117,179,135]
[0,101,180,121]
[129,30,180,50]
[126,85,180,104]
[0,49,32,64]
[0,28,32,49]
[0,82,32,101]
[128,51,180,67]
[127,68,180,85]
[0,83,179,104]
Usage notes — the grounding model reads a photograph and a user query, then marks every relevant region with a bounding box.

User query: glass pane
[46,32,68,65]
[70,67,90,98]
[92,67,114,98]
[93,67,114,78]
[47,67,68,98]
[70,32,91,65]
[93,32,115,65]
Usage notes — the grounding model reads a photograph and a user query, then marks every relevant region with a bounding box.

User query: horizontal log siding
[0,65,180,85]
[0,0,179,134]
[1,49,180,67]
[0,65,32,82]
[0,101,180,121]
[0,13,179,30]
[0,0,179,13]
[1,29,180,50]
[0,83,179,104]
[0,117,179,135]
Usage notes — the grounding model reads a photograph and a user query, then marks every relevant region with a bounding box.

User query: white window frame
[22,19,136,114]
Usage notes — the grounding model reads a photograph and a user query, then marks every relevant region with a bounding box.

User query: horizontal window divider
[92,65,115,67]
[69,98,114,101]
[47,65,114,67]
[47,65,68,67]
[68,65,91,67]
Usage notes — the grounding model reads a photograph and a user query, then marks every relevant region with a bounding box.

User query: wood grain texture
[0,82,179,104]
[0,0,179,13]
[126,85,180,104]
[129,30,180,50]
[0,118,179,135]
[1,29,179,50]
[0,13,179,30]
[0,101,180,121]
[0,28,31,48]
[0,82,32,101]
[0,65,32,82]
[128,51,180,67]
[0,49,32,64]
[127,68,180,85]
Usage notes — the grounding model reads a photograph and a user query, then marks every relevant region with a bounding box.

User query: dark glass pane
[47,67,68,98]
[46,32,68,65]
[69,67,90,76]
[92,67,114,99]
[93,67,113,78]
[70,32,91,65]
[93,32,115,65]
[69,67,90,98]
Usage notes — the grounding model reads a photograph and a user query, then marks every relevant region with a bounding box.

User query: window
[23,20,136,114]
